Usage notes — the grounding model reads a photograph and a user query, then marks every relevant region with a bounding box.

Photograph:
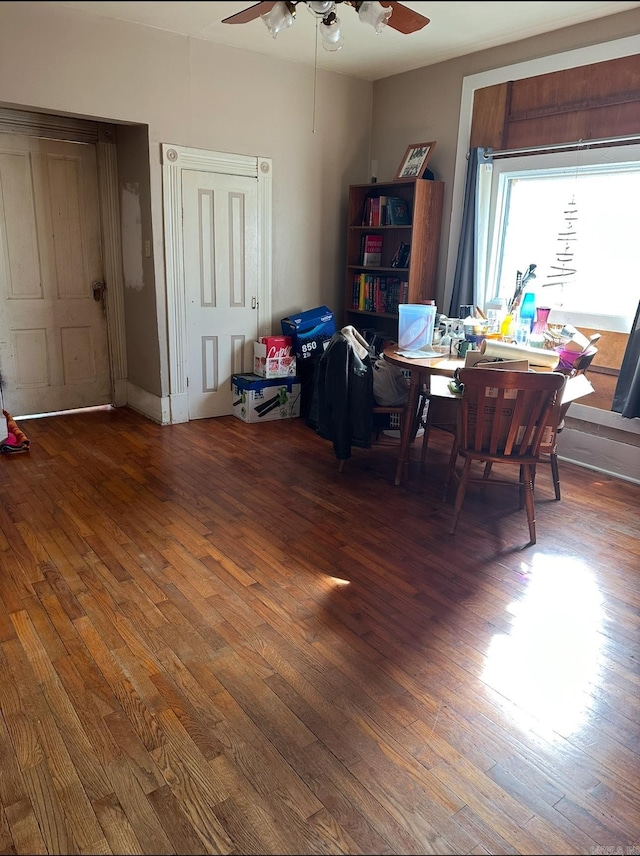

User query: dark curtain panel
[612,299,640,418]
[448,147,488,317]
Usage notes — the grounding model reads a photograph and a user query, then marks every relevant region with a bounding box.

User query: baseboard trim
[126,382,169,425]
[558,424,640,485]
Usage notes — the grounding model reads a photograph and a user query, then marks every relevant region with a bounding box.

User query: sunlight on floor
[14,405,114,421]
[483,553,605,738]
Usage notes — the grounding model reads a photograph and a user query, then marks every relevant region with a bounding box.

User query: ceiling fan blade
[221,2,278,25]
[384,2,430,35]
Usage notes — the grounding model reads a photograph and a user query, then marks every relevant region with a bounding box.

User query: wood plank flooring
[0,406,638,855]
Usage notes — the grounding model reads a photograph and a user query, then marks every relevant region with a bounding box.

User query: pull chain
[312,19,319,134]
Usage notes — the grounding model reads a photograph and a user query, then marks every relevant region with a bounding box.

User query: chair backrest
[458,368,566,458]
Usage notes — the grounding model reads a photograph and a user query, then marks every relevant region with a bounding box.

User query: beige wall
[116,125,163,397]
[371,8,640,314]
[0,1,372,399]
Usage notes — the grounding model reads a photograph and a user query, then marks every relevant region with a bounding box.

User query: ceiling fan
[221,2,431,40]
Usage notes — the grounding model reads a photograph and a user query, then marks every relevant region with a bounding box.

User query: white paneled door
[182,169,259,419]
[0,135,111,416]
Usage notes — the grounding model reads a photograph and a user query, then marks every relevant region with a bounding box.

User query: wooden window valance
[470,53,640,152]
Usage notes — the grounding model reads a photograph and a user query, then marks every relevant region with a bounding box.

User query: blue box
[280,306,336,360]
[232,374,301,423]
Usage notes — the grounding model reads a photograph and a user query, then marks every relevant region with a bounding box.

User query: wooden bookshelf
[344,177,444,341]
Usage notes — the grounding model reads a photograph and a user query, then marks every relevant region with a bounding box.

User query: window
[483,145,640,333]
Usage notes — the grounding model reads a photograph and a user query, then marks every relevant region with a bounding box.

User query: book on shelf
[371,197,380,227]
[378,195,388,226]
[352,273,361,310]
[358,273,366,310]
[390,241,410,268]
[361,233,383,266]
[386,197,411,225]
[362,197,374,226]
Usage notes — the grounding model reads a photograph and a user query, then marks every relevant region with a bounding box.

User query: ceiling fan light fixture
[307,1,336,17]
[319,14,344,52]
[261,1,294,39]
[358,1,392,33]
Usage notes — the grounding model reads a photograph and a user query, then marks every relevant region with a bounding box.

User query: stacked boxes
[232,374,301,423]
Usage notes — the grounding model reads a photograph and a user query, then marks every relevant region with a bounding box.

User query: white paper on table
[395,349,441,359]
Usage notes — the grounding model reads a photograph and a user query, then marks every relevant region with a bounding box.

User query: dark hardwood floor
[0,406,638,855]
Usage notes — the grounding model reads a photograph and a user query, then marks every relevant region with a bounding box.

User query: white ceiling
[50,1,640,80]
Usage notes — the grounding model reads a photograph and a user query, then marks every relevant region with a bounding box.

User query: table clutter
[431,305,600,371]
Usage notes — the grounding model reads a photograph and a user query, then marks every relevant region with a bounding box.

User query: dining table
[381,343,591,487]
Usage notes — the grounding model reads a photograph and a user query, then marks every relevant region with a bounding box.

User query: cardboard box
[560,372,594,405]
[253,337,297,378]
[232,374,301,423]
[559,325,591,353]
[281,306,336,360]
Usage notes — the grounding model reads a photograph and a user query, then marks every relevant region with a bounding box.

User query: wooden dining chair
[338,396,427,476]
[540,346,598,500]
[420,356,531,464]
[445,367,566,546]
[420,374,460,463]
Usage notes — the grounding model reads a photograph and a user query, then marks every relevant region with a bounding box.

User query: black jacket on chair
[309,330,374,461]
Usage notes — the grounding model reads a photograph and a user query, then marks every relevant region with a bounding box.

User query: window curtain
[448,147,493,317]
[612,299,640,419]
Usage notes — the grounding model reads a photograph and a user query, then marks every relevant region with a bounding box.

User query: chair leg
[450,458,472,534]
[443,436,459,501]
[550,452,561,500]
[518,464,526,508]
[481,461,492,492]
[421,409,432,463]
[521,463,537,545]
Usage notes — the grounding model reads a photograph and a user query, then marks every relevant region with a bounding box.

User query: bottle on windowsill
[460,305,476,343]
[500,309,515,340]
[532,305,551,335]
[519,290,536,335]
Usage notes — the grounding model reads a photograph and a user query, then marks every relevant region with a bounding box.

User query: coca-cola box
[253,336,297,378]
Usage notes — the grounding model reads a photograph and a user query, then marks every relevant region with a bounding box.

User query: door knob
[92,280,105,301]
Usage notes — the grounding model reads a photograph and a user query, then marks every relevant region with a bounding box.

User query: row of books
[362,195,411,226]
[351,273,409,314]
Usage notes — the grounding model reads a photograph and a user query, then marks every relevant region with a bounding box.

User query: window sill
[568,403,640,438]
[547,310,632,335]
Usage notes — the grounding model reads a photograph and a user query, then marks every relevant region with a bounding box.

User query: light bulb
[358,1,392,33]
[319,15,344,52]
[261,1,294,39]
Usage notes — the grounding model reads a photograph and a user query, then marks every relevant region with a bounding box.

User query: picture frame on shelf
[394,141,436,180]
